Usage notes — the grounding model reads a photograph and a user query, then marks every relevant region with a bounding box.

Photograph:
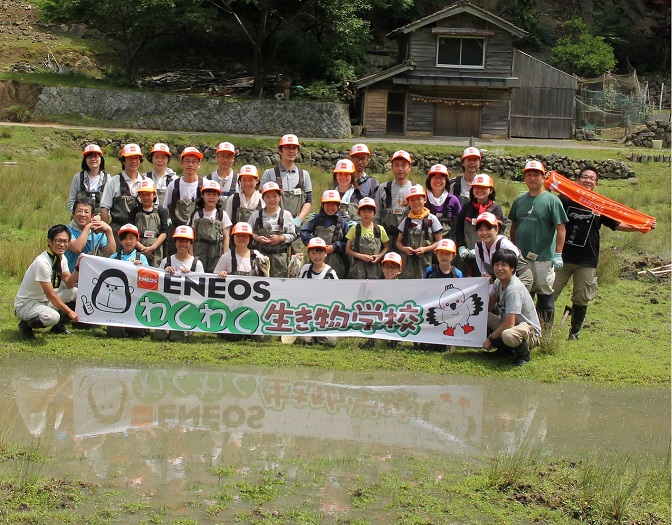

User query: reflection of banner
[73,367,483,453]
[76,255,488,345]
[544,170,656,232]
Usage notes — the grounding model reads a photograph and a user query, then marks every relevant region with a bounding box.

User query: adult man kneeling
[14,225,80,339]
[483,249,541,366]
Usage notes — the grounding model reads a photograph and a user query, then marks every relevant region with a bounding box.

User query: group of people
[15,136,654,365]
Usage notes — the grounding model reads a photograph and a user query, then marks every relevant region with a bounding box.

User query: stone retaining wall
[33,87,352,138]
[87,137,637,180]
[625,121,671,149]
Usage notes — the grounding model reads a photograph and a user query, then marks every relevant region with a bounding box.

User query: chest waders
[110,176,140,244]
[150,173,174,208]
[339,200,359,222]
[314,215,347,278]
[400,217,433,279]
[191,208,224,273]
[433,198,456,241]
[275,166,306,255]
[254,209,290,278]
[136,208,163,268]
[379,181,405,244]
[208,172,238,210]
[230,193,262,224]
[347,224,383,279]
[166,178,203,258]
[77,171,108,215]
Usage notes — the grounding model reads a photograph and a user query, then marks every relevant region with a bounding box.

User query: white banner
[76,255,489,346]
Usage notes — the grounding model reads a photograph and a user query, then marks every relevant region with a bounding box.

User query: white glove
[458,246,469,259]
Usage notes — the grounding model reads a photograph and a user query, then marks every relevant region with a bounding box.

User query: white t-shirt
[14,251,68,307]
[159,255,204,273]
[213,250,265,275]
[300,263,338,279]
[189,208,232,230]
[163,178,201,209]
[100,172,145,209]
[397,214,442,234]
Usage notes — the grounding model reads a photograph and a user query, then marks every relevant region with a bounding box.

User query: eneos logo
[137,268,159,291]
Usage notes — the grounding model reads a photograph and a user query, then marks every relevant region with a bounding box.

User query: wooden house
[356,0,578,139]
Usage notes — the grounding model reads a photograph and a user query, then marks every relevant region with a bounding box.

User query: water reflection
[3,357,669,490]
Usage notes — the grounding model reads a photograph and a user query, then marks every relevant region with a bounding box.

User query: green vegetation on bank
[0,126,668,523]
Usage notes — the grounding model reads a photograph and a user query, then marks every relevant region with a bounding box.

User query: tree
[207,0,411,98]
[36,0,214,85]
[550,18,616,77]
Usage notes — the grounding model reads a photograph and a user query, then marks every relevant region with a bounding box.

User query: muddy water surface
[1,356,668,520]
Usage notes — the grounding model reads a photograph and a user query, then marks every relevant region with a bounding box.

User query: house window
[437,37,484,68]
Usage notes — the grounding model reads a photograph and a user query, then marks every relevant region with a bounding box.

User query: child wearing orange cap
[297,238,338,346]
[424,239,462,279]
[299,188,349,278]
[128,179,169,268]
[189,179,232,273]
[395,185,442,279]
[107,223,149,338]
[345,197,389,279]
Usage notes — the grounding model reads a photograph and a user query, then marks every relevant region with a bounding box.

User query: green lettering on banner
[135,292,260,334]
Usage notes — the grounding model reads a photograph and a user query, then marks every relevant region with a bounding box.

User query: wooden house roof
[388,0,527,39]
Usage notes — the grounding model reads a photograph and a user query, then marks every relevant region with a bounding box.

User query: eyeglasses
[579,175,597,182]
[51,238,69,245]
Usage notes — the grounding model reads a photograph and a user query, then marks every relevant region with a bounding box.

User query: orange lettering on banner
[544,171,656,232]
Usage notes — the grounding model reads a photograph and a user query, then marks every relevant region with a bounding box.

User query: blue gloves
[552,252,563,270]
[293,217,303,228]
[459,246,475,259]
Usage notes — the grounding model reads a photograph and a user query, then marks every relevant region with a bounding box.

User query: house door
[433,103,481,137]
[386,92,405,134]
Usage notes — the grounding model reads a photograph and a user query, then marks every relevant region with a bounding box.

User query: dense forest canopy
[36,0,670,92]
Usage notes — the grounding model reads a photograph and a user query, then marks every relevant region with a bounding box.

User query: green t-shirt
[508,191,568,261]
[345,223,389,243]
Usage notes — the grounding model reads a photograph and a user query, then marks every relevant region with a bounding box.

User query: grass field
[0,126,669,524]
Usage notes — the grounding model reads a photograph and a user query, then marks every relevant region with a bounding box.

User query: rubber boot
[18,317,44,339]
[568,305,588,340]
[511,340,531,366]
[536,294,555,337]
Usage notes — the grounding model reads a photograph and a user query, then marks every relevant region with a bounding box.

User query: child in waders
[297,237,338,346]
[345,197,389,279]
[129,179,169,268]
[68,144,109,215]
[424,164,461,242]
[299,189,349,278]
[214,222,267,277]
[395,185,442,279]
[163,147,204,258]
[224,165,263,224]
[248,182,297,278]
[455,174,505,277]
[155,226,204,342]
[360,252,402,349]
[189,179,232,273]
[374,150,413,242]
[107,224,149,338]
[207,142,239,207]
[424,239,463,279]
[214,222,267,340]
[100,143,146,245]
[145,143,176,208]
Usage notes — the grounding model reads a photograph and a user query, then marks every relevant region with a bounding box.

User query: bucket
[651,139,663,149]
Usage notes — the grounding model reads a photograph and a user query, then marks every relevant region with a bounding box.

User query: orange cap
[180,147,203,160]
[121,144,143,158]
[349,143,371,156]
[82,144,103,157]
[231,222,254,236]
[472,174,494,188]
[334,159,355,173]
[391,150,412,163]
[279,134,300,147]
[216,142,236,155]
[239,165,259,178]
[173,225,195,240]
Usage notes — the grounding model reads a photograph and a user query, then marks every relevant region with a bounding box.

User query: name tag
[293,188,302,196]
[144,230,156,239]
